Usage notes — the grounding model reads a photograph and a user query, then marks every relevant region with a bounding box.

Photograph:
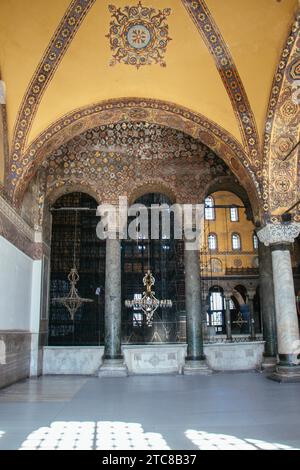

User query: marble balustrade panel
[43,342,265,375]
[0,331,31,389]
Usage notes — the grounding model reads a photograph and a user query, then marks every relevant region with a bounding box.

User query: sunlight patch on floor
[19,421,170,450]
[185,430,299,450]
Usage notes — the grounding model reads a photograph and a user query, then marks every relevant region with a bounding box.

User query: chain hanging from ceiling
[52,209,93,320]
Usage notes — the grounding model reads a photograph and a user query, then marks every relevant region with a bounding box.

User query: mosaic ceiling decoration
[106,2,172,68]
[263,12,300,222]
[40,122,232,204]
[9,98,261,216]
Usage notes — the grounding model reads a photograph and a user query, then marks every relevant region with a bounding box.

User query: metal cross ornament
[125,270,172,326]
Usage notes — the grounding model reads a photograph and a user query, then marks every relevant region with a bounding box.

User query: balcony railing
[225,267,259,276]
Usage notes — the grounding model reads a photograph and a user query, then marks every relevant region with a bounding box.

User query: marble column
[224,295,232,342]
[98,237,127,377]
[258,223,300,382]
[247,292,256,341]
[258,241,277,366]
[183,242,211,374]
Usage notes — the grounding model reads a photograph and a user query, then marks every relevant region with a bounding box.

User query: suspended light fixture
[125,270,172,327]
[52,209,93,320]
[52,267,93,320]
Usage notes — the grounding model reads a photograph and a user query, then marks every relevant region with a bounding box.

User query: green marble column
[258,241,277,359]
[103,238,122,360]
[99,237,127,377]
[183,243,211,375]
[258,223,300,382]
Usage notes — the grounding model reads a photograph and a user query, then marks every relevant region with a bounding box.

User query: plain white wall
[0,236,33,330]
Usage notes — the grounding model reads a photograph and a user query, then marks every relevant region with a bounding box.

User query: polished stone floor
[0,371,300,450]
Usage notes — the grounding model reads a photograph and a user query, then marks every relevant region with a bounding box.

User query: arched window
[208,233,217,251]
[205,196,215,220]
[230,206,239,222]
[208,286,225,333]
[253,233,258,250]
[232,233,241,251]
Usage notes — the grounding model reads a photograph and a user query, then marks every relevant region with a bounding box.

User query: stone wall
[0,195,47,387]
[0,331,31,389]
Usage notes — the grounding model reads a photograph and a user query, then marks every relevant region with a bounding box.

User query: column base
[268,365,300,383]
[98,358,128,378]
[183,359,212,375]
[261,356,277,370]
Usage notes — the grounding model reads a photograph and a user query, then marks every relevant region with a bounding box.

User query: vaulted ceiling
[0,0,298,220]
[0,0,297,147]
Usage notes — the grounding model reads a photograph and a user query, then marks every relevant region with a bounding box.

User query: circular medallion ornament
[274,176,291,193]
[234,258,242,268]
[107,2,172,68]
[126,23,152,50]
[287,57,300,83]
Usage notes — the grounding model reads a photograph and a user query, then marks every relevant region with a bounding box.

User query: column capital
[97,199,128,239]
[257,223,300,247]
[246,291,256,301]
[223,291,232,301]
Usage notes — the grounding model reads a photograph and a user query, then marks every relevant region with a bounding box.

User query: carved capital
[257,223,300,247]
[247,291,256,301]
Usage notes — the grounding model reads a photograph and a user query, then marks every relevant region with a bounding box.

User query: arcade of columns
[96,209,300,381]
[0,5,299,382]
[0,108,299,381]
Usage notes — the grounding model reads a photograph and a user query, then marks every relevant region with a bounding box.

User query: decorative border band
[181,0,260,167]
[262,11,300,219]
[6,98,262,214]
[10,0,96,169]
[0,195,45,259]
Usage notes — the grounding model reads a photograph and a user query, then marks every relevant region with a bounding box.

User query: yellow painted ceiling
[0,0,70,141]
[0,0,298,154]
[29,0,240,145]
[208,0,298,143]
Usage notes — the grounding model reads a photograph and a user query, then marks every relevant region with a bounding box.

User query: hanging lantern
[52,210,93,320]
[52,267,93,320]
[125,270,172,326]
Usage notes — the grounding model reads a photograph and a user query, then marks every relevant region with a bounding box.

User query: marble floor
[0,371,300,450]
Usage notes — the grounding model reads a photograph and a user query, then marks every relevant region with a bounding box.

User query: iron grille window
[121,193,185,344]
[48,193,106,346]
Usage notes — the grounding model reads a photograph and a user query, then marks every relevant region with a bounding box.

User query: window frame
[253,233,259,251]
[231,233,241,251]
[208,232,218,251]
[205,196,215,221]
[230,206,239,222]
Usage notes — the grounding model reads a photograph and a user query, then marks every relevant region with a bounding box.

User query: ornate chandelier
[52,209,93,320]
[125,270,172,326]
[52,267,93,320]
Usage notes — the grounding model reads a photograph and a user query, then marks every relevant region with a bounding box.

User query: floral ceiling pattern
[40,122,232,205]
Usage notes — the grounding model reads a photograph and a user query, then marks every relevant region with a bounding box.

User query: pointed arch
[7,98,262,219]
